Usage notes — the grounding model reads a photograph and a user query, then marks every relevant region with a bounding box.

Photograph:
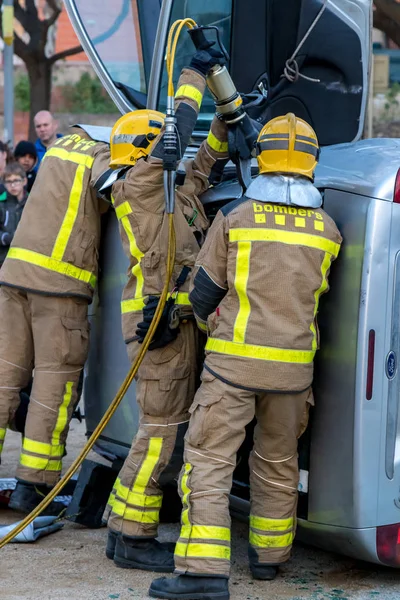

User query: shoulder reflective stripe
[52,165,85,261]
[45,147,94,168]
[310,252,331,352]
[19,454,62,472]
[52,381,74,446]
[115,201,133,220]
[229,228,340,257]
[180,525,231,542]
[233,241,251,344]
[250,515,294,532]
[22,438,64,458]
[132,437,163,493]
[111,498,159,523]
[206,338,315,364]
[120,216,144,299]
[175,84,203,109]
[250,530,295,548]
[121,292,191,314]
[7,248,97,288]
[207,131,228,154]
[175,542,231,560]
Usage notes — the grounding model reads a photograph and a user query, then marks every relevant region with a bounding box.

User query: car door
[65,0,372,144]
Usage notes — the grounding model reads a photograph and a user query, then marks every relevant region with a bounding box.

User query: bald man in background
[34,111,63,164]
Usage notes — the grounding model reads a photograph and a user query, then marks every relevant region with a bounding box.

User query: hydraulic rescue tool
[188,25,263,191]
[0,18,201,551]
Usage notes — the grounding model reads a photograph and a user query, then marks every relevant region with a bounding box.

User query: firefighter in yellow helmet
[0,126,111,513]
[150,114,342,600]
[100,51,230,572]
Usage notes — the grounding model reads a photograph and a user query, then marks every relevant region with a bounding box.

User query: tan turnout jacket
[112,68,229,342]
[0,129,110,300]
[190,195,342,392]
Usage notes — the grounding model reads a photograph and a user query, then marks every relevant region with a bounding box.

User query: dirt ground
[1,423,400,600]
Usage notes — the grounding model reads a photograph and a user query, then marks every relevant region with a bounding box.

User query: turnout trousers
[174,369,313,577]
[107,321,202,539]
[0,286,89,485]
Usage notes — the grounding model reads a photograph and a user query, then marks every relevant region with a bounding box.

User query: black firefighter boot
[113,535,176,572]
[248,546,279,580]
[149,574,230,600]
[8,481,66,516]
[106,530,119,560]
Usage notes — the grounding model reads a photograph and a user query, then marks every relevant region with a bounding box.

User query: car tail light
[394,169,400,204]
[366,329,375,400]
[377,523,400,566]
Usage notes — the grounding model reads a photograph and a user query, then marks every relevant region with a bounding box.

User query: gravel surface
[1,423,400,600]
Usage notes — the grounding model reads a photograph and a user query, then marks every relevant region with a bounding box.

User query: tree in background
[0,0,82,138]
[374,0,400,47]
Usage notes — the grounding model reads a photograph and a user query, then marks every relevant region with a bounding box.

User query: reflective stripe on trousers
[174,463,231,569]
[110,438,164,526]
[249,515,295,550]
[19,381,74,474]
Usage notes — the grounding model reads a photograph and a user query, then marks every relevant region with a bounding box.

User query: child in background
[0,163,28,267]
[14,141,38,193]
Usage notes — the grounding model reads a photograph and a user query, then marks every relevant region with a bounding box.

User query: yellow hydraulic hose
[0,215,176,549]
[166,18,197,96]
[0,16,195,550]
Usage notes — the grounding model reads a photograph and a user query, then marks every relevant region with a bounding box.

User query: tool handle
[188,27,214,51]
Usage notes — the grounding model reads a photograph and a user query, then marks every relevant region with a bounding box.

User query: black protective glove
[189,47,226,77]
[136,296,180,351]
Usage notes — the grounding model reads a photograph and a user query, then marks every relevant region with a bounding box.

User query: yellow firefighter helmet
[256,113,320,180]
[109,109,165,167]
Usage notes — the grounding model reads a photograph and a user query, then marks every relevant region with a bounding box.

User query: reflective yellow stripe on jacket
[229,228,340,257]
[115,201,145,311]
[121,292,191,314]
[7,249,97,288]
[206,227,339,364]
